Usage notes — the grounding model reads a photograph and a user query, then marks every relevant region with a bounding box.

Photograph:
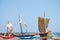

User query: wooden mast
[6,21,9,33]
[19,16,23,33]
[44,12,46,33]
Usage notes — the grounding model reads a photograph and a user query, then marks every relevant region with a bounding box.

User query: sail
[6,23,13,33]
[19,18,24,24]
[38,16,50,33]
[19,18,28,33]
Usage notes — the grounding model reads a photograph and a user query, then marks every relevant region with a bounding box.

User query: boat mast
[44,12,46,32]
[19,16,23,33]
[6,21,9,33]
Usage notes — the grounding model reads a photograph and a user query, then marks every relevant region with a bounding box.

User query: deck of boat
[13,32,39,36]
[0,32,40,36]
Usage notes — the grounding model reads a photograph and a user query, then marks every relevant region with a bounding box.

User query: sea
[18,33,60,40]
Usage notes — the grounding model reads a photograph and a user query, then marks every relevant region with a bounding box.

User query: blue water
[54,33,60,37]
[49,33,60,39]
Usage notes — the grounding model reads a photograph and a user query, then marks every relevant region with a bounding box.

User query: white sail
[19,18,28,32]
[38,16,50,33]
[19,18,23,24]
[6,23,13,33]
[19,18,26,24]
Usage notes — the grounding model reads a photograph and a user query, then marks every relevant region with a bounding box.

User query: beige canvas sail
[38,16,50,33]
[6,23,13,33]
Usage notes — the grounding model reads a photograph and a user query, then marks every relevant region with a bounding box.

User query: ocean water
[54,33,60,37]
[49,33,60,39]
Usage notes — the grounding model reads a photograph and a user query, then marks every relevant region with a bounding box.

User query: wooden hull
[39,31,51,40]
[40,31,51,37]
[40,33,48,37]
[15,33,37,39]
[14,32,37,37]
[0,33,15,39]
[14,32,38,39]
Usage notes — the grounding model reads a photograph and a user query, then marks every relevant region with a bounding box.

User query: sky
[0,0,60,33]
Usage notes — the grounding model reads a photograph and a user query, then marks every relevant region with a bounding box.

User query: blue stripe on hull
[16,36,36,39]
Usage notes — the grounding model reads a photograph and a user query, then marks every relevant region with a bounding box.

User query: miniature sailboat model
[0,22,15,39]
[19,16,28,33]
[6,22,13,33]
[38,13,51,40]
[15,16,37,39]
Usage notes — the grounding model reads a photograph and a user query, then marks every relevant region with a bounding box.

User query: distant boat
[38,13,51,40]
[15,16,37,39]
[0,22,15,39]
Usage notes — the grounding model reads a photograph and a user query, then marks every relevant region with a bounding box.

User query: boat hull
[39,31,51,40]
[0,33,15,39]
[39,33,48,37]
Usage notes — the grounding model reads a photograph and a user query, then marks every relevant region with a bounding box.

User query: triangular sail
[38,16,50,33]
[6,23,13,33]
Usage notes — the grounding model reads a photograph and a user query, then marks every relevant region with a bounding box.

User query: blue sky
[0,0,60,33]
